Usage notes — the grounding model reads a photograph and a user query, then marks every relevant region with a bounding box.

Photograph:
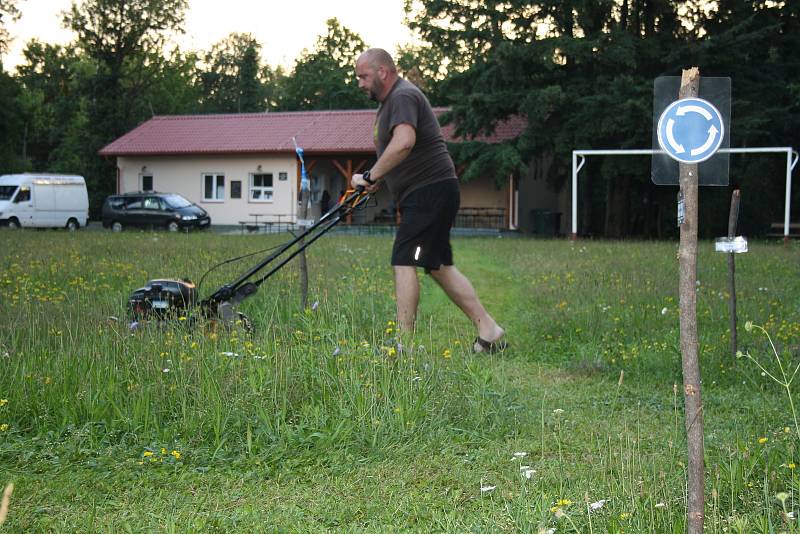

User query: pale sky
[3,0,418,72]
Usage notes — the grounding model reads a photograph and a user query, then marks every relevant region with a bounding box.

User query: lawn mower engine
[127,278,198,321]
[127,278,254,331]
[123,185,371,332]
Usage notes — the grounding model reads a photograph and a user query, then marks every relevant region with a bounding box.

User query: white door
[11,186,35,226]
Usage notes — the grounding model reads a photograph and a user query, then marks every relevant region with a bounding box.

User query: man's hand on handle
[351,171,380,193]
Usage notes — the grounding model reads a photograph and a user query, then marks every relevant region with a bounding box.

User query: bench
[767,222,800,239]
[238,221,261,234]
[238,214,294,234]
[455,207,507,230]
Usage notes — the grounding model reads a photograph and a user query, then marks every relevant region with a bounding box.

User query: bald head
[356,48,399,102]
[358,48,397,73]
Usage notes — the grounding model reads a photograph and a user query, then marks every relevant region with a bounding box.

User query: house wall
[459,178,508,208]
[517,175,570,235]
[117,155,297,226]
[459,177,513,229]
[114,154,526,230]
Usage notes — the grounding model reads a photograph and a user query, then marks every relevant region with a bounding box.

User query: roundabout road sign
[657,97,725,164]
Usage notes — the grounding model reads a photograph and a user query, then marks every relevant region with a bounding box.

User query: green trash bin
[543,211,561,236]
[530,209,546,234]
[530,209,561,235]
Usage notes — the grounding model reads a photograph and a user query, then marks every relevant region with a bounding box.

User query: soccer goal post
[570,147,799,240]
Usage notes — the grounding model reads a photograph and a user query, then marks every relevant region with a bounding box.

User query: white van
[0,173,89,230]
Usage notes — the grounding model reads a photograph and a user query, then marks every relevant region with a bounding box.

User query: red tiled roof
[440,112,528,146]
[98,109,526,157]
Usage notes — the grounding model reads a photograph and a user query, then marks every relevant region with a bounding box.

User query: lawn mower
[126,180,372,331]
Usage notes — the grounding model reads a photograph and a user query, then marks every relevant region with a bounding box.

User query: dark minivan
[102,192,211,232]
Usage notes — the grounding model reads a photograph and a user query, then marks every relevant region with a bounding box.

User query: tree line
[1,0,798,237]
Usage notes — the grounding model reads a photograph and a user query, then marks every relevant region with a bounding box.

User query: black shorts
[391,179,460,271]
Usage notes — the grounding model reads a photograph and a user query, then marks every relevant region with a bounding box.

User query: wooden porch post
[332,158,368,224]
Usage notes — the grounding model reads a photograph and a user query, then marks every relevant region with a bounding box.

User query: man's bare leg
[428,265,504,343]
[394,266,419,332]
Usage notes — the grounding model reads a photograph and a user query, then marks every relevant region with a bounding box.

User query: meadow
[0,229,798,533]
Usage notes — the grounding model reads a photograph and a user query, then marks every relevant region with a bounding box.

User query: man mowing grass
[351,48,507,354]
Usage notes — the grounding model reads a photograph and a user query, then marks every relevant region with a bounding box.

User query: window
[143,197,163,210]
[163,194,192,209]
[231,180,242,199]
[250,173,273,202]
[0,186,16,201]
[141,175,153,191]
[203,174,225,201]
[14,187,30,203]
[124,197,143,209]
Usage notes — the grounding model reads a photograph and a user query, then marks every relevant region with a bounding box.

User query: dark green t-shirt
[375,78,457,203]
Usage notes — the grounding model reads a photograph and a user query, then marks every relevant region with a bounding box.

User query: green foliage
[197,33,268,113]
[64,0,188,75]
[449,140,525,186]
[394,42,450,103]
[276,18,371,111]
[139,50,203,115]
[15,42,91,171]
[0,0,21,55]
[0,68,25,172]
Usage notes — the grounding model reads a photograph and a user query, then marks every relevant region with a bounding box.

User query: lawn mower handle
[199,185,371,313]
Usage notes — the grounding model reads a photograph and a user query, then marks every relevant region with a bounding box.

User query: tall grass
[0,230,798,531]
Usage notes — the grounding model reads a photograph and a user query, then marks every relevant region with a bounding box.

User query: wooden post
[332,159,368,225]
[677,67,705,534]
[727,190,741,359]
[297,158,309,309]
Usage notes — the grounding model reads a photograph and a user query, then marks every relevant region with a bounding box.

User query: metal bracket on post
[570,152,586,239]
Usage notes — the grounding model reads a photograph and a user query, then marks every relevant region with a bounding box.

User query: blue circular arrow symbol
[657,97,725,164]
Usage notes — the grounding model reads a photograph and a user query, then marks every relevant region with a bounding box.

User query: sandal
[473,336,508,354]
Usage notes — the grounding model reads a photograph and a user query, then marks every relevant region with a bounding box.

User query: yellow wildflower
[0,399,7,407]
[759,437,768,444]
[143,451,154,457]
[443,349,451,359]
[0,424,8,432]
[171,450,181,460]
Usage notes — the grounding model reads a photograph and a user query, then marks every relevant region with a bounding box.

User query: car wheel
[8,218,20,229]
[167,221,180,232]
[66,218,79,231]
[111,221,123,232]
